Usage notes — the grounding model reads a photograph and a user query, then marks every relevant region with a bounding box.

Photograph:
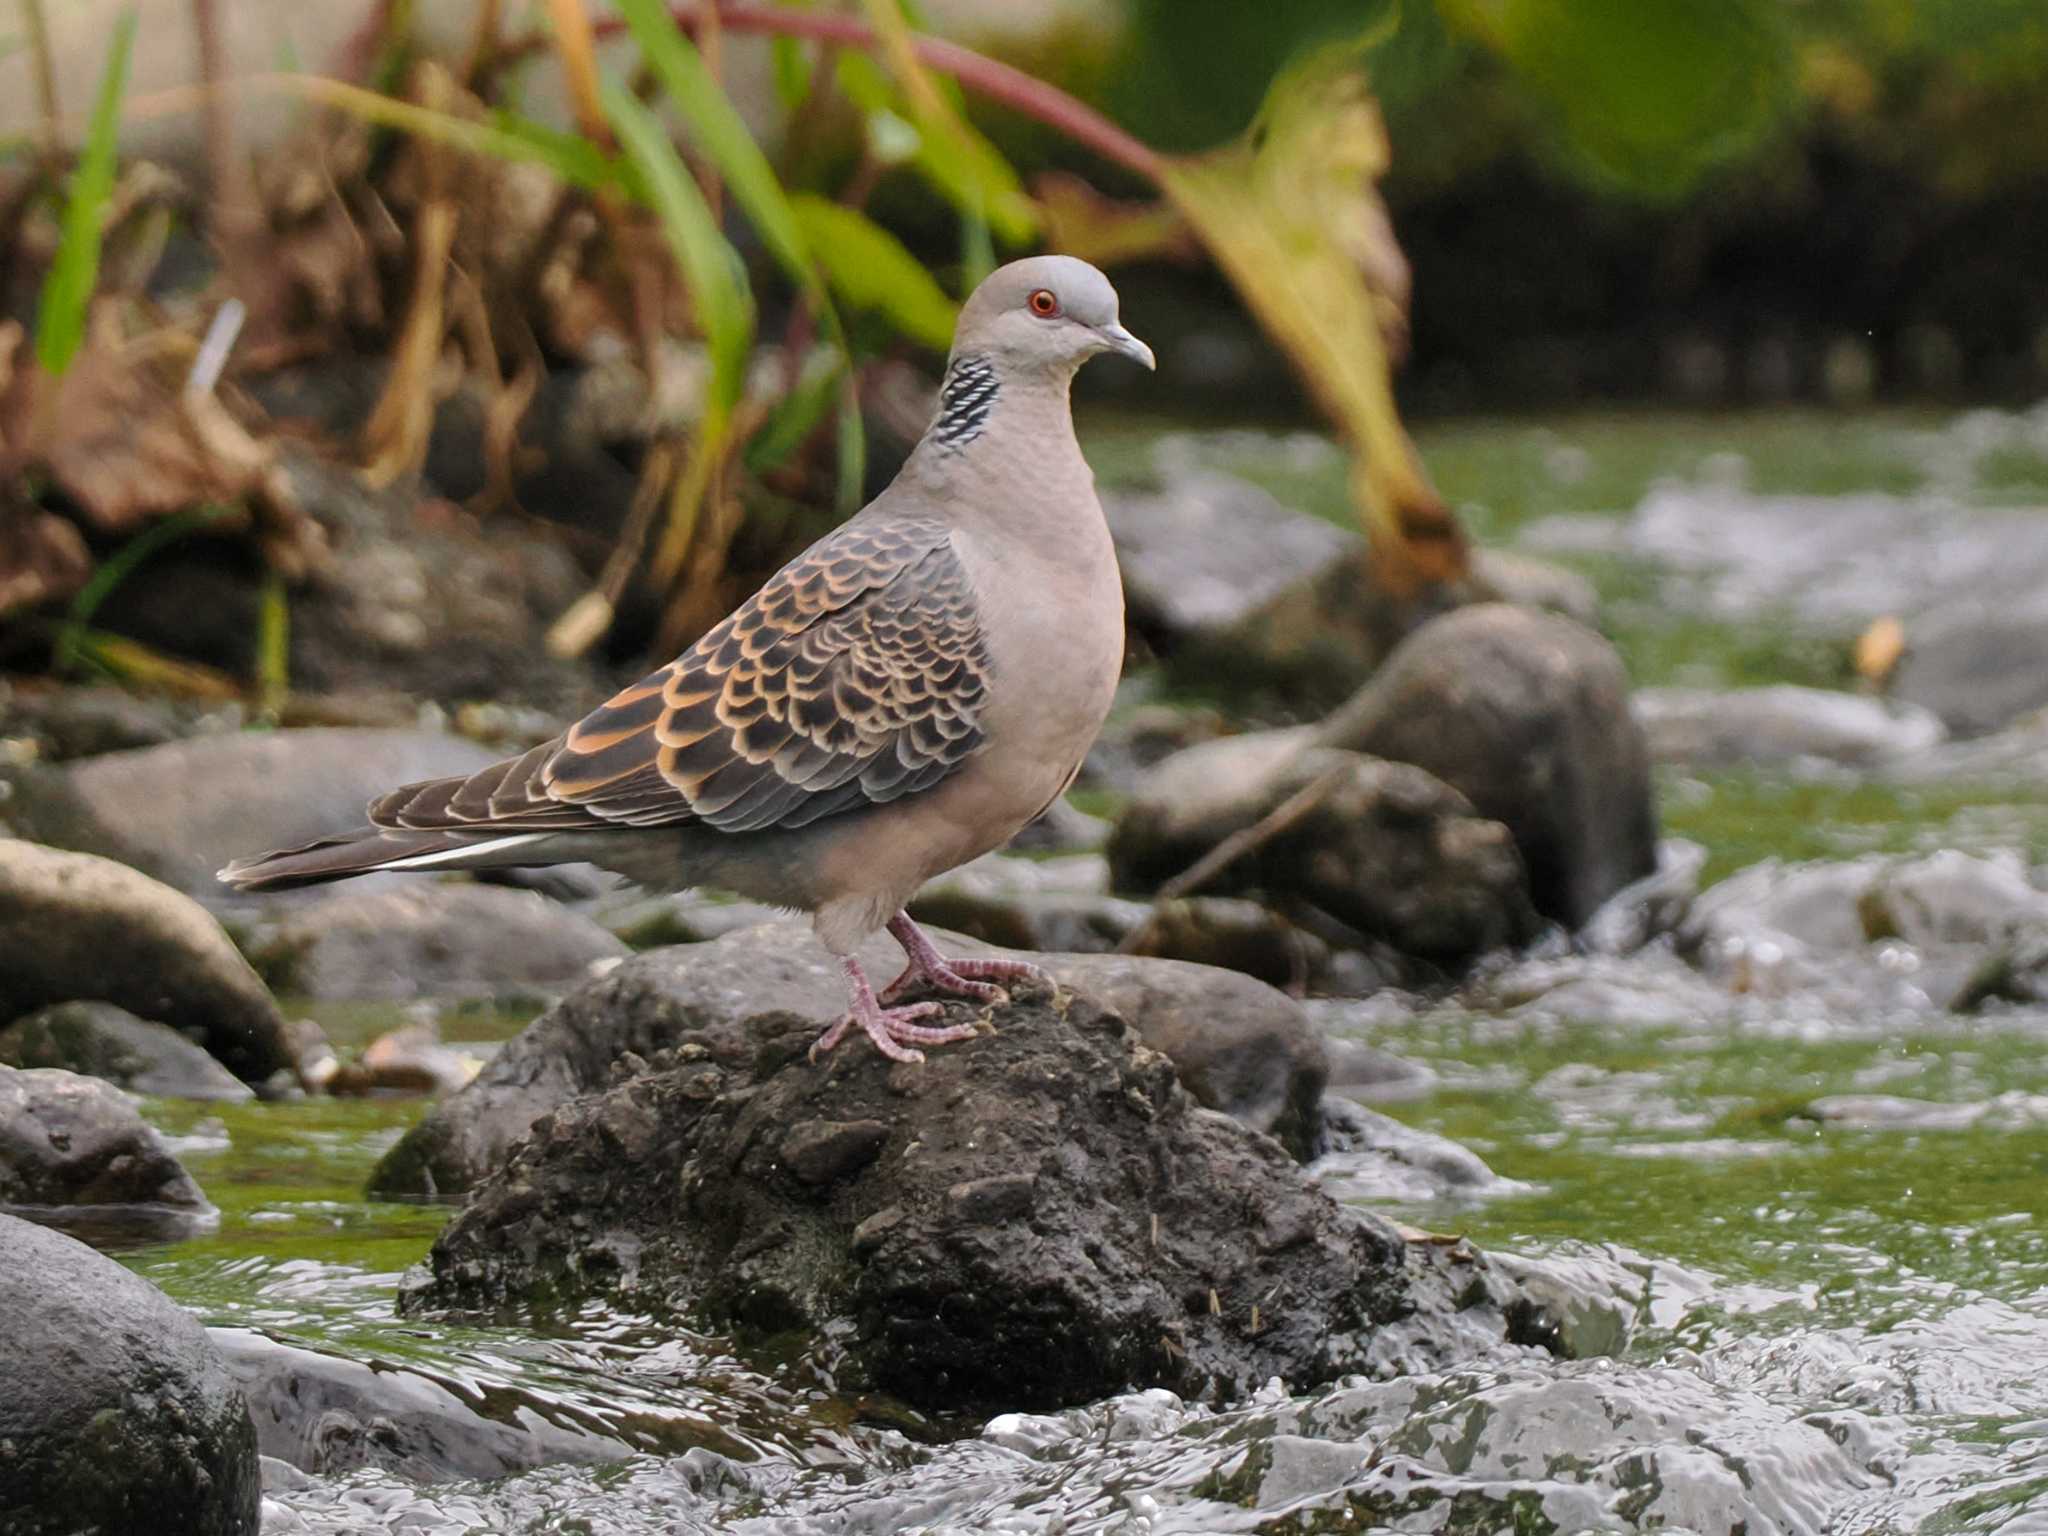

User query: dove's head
[952,255,1154,378]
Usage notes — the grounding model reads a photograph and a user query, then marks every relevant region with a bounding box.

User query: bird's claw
[809,999,979,1065]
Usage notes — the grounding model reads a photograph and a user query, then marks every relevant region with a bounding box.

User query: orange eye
[1027,288,1060,318]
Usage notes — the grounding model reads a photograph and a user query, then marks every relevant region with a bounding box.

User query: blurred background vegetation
[0,0,2043,702]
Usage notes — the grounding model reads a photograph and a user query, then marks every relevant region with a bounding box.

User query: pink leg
[876,912,1058,1008]
[810,955,982,1065]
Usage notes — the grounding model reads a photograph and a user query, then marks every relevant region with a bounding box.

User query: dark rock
[372,922,1333,1197]
[0,684,205,760]
[0,727,499,902]
[401,989,1545,1412]
[0,1214,259,1536]
[1893,590,2048,737]
[1319,604,1658,927]
[1109,735,1540,968]
[1634,685,1946,769]
[0,840,292,1083]
[236,881,627,1002]
[0,1066,213,1216]
[0,1002,253,1102]
[1024,952,1327,1160]
[210,1328,739,1482]
[102,449,603,717]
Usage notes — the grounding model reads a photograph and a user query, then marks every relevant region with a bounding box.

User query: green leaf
[484,108,627,192]
[771,36,814,112]
[36,6,135,378]
[615,0,822,301]
[601,81,754,422]
[744,347,847,473]
[834,50,1036,245]
[789,195,958,351]
[1440,0,1790,198]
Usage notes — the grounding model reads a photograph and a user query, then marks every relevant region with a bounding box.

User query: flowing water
[106,408,2048,1531]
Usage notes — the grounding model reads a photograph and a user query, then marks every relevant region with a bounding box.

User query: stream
[109,407,2048,1532]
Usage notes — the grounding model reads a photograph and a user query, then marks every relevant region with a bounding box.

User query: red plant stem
[514,2,1163,183]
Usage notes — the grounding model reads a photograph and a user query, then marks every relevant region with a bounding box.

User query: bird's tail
[217,828,556,893]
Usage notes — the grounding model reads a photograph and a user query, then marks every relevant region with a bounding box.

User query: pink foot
[876,912,1059,1008]
[811,955,982,1065]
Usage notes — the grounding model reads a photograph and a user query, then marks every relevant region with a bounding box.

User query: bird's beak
[1096,322,1156,371]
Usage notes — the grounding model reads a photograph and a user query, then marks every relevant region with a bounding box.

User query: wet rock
[1893,591,2048,737]
[236,881,627,1002]
[1109,735,1539,968]
[372,922,1332,1196]
[211,1329,737,1482]
[401,988,1546,1412]
[1684,850,2048,1011]
[1319,604,1659,928]
[0,1213,260,1536]
[1313,1098,1520,1204]
[1634,685,1946,769]
[0,1066,212,1216]
[0,727,500,901]
[1578,837,1707,955]
[0,1001,253,1102]
[0,840,293,1083]
[1104,470,1417,708]
[1472,950,1741,1033]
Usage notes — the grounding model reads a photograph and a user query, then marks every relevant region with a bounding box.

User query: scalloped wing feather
[368,515,991,839]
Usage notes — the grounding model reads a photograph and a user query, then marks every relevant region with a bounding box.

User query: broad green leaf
[36,6,135,378]
[601,81,753,421]
[1439,0,1790,197]
[789,196,958,351]
[616,0,822,300]
[1159,45,1464,590]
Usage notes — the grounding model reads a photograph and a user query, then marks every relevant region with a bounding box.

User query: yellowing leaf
[1159,48,1463,590]
[789,196,958,351]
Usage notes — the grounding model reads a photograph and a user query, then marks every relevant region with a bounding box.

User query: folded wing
[370,515,991,840]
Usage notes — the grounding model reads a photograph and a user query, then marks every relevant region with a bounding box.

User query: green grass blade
[54,502,231,675]
[615,0,822,302]
[601,80,753,421]
[35,6,136,378]
[789,194,957,351]
[744,348,846,474]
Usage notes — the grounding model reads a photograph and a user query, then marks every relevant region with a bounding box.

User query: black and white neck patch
[931,355,998,451]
